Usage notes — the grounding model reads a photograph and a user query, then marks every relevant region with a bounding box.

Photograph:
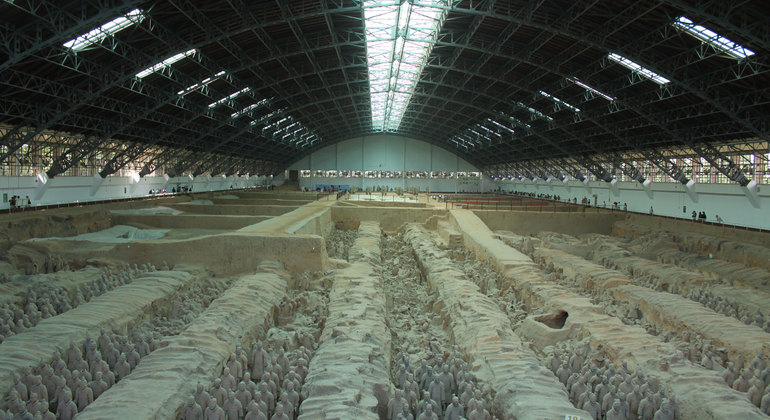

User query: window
[231,99,270,119]
[673,16,755,59]
[63,9,144,52]
[487,119,516,134]
[136,49,196,79]
[363,0,450,131]
[567,77,615,101]
[209,87,251,109]
[515,102,553,121]
[178,71,226,96]
[538,90,581,112]
[607,53,670,85]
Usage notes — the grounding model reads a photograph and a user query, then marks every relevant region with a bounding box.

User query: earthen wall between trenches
[76,261,290,420]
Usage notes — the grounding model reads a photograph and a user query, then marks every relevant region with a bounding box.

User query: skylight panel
[539,90,581,113]
[673,16,755,59]
[363,0,450,131]
[178,71,226,96]
[136,48,196,79]
[208,87,251,109]
[567,77,615,101]
[63,9,144,52]
[607,53,670,85]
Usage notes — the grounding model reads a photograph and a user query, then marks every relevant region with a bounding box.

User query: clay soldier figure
[227,353,243,381]
[397,404,414,420]
[251,341,268,379]
[606,400,627,420]
[210,379,227,406]
[74,379,93,411]
[723,362,738,386]
[261,372,277,396]
[582,393,601,420]
[243,372,259,397]
[627,386,643,420]
[748,380,764,407]
[235,382,253,410]
[221,367,237,391]
[89,372,108,399]
[284,381,299,411]
[652,399,674,420]
[420,367,435,391]
[182,396,203,420]
[428,377,444,409]
[271,404,290,420]
[256,382,275,413]
[388,389,408,420]
[417,391,439,418]
[114,353,131,381]
[56,390,78,420]
[276,393,294,419]
[761,390,770,415]
[466,390,485,414]
[204,398,225,420]
[26,393,46,416]
[194,383,212,411]
[97,329,111,353]
[244,401,267,420]
[444,396,464,420]
[223,391,243,420]
[416,404,438,420]
[65,343,82,367]
[11,373,28,400]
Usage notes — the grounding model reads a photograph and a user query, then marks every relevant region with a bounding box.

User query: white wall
[494,179,769,230]
[0,173,279,210]
[289,135,482,192]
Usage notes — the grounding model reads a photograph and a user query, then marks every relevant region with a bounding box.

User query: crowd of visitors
[8,195,31,211]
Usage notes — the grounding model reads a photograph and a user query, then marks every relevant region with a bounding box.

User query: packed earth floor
[0,192,768,420]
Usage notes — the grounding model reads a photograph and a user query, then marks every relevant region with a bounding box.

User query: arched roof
[0,0,767,181]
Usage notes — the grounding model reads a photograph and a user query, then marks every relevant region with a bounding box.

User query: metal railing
[1,187,260,216]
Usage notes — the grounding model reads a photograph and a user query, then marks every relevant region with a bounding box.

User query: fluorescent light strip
[516,101,553,121]
[673,16,755,59]
[608,52,670,85]
[476,124,502,137]
[364,0,450,131]
[499,112,532,129]
[63,9,144,52]
[136,48,196,79]
[459,133,479,145]
[231,104,258,119]
[539,90,581,113]
[208,87,251,109]
[451,137,470,149]
[250,108,286,126]
[487,118,516,134]
[178,71,226,95]
[468,129,491,142]
[568,77,615,101]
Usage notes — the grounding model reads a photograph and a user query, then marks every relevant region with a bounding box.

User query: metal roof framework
[0,0,767,183]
